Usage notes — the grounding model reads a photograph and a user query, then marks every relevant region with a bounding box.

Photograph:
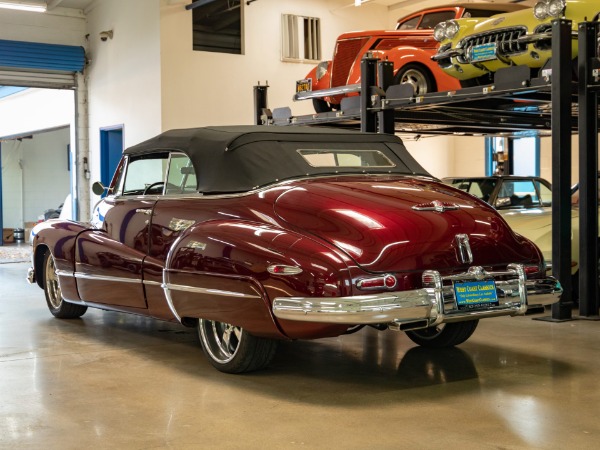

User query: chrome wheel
[44,253,62,309]
[400,69,428,94]
[395,64,434,96]
[42,250,87,319]
[200,319,242,364]
[197,319,278,373]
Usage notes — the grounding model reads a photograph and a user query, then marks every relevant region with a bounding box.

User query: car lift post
[377,60,395,134]
[577,21,600,318]
[254,82,269,125]
[360,57,378,133]
[549,19,574,321]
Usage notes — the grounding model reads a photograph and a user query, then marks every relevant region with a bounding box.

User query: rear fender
[163,220,352,339]
[31,220,89,300]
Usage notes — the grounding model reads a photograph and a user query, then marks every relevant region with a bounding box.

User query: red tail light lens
[357,275,397,290]
[524,265,540,275]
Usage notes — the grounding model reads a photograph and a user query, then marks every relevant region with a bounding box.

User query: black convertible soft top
[124,126,430,193]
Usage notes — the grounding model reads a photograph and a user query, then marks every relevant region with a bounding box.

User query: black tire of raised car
[43,250,88,319]
[198,319,278,373]
[394,63,435,96]
[405,320,479,348]
[312,98,340,113]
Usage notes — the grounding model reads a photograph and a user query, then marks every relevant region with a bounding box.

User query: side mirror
[495,197,511,208]
[92,181,107,196]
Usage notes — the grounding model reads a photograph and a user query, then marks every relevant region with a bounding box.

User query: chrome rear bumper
[272,264,562,330]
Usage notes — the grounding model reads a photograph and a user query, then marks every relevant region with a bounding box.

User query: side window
[397,16,420,30]
[496,180,537,208]
[122,154,169,196]
[165,154,198,194]
[419,11,456,29]
[537,181,552,206]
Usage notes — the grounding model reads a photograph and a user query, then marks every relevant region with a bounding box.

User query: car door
[75,152,170,309]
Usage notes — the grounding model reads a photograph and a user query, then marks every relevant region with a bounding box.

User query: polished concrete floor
[1,261,600,449]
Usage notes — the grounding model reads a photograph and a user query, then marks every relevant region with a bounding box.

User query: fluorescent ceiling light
[354,0,371,6]
[0,1,47,12]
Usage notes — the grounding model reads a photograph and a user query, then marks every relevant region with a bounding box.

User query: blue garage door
[0,39,85,88]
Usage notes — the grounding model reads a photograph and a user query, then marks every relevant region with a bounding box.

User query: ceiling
[23,0,538,14]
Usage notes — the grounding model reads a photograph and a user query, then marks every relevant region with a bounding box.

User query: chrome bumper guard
[27,266,35,284]
[294,83,361,102]
[272,264,562,331]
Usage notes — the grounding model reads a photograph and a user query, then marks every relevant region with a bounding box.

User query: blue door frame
[0,142,3,246]
[100,126,124,190]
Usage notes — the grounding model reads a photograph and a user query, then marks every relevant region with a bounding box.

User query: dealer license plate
[471,42,497,63]
[296,78,312,93]
[454,279,499,310]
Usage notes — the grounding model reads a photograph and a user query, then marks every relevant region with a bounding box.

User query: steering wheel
[143,181,165,195]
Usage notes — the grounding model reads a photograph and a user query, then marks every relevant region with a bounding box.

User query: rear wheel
[394,64,434,96]
[405,320,479,348]
[198,319,278,373]
[43,250,87,319]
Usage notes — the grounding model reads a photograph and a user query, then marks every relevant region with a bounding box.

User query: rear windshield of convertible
[297,149,396,168]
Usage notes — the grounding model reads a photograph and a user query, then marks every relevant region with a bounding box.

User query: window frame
[281,13,322,63]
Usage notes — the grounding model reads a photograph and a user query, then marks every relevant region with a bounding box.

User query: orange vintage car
[296,3,526,113]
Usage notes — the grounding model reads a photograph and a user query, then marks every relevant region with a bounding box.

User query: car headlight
[316,61,329,81]
[433,22,447,42]
[548,0,566,17]
[534,1,549,19]
[445,20,460,40]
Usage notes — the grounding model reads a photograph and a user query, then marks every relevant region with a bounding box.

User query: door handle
[136,208,152,215]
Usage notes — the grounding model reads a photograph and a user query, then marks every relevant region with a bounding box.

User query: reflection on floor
[1,262,598,448]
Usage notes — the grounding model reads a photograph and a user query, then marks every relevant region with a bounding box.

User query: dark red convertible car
[28,126,561,373]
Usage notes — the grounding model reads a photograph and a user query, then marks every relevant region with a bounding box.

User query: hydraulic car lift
[254,20,600,321]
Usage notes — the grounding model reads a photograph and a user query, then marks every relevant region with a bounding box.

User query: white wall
[159,0,389,129]
[1,128,71,228]
[84,0,162,210]
[0,7,86,46]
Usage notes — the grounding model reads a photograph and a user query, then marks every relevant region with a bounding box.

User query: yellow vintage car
[443,175,600,303]
[432,0,600,86]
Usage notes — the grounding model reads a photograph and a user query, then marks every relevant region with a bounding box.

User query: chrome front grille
[459,27,528,63]
[331,37,369,88]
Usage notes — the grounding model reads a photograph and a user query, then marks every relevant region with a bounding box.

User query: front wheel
[394,64,434,96]
[43,250,87,319]
[198,319,278,373]
[312,98,340,113]
[405,320,479,348]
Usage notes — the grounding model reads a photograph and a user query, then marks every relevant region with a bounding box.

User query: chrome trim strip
[164,283,261,299]
[143,280,163,287]
[112,174,438,201]
[73,273,140,284]
[273,264,562,327]
[162,271,181,322]
[56,269,74,278]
